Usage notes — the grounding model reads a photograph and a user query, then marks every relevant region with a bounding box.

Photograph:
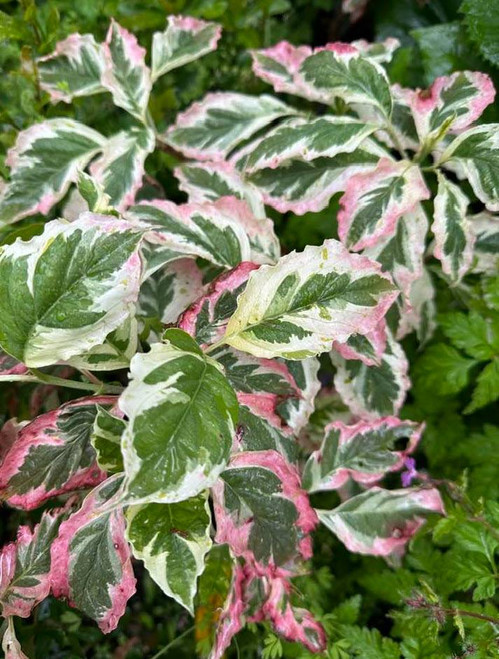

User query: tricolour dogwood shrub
[4,12,499,656]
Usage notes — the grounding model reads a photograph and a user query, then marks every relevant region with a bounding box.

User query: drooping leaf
[0,119,105,225]
[338,158,430,251]
[0,511,62,617]
[126,494,212,612]
[299,46,393,119]
[164,93,297,161]
[318,487,444,557]
[0,215,143,367]
[50,475,136,632]
[2,619,28,659]
[119,330,238,504]
[223,239,397,360]
[91,405,126,473]
[37,34,106,103]
[0,396,115,510]
[275,358,321,434]
[303,417,422,492]
[440,124,499,211]
[239,116,377,173]
[101,20,152,122]
[212,450,317,565]
[332,330,410,418]
[432,172,474,282]
[470,211,499,273]
[152,15,221,81]
[77,171,113,214]
[0,352,28,376]
[395,268,436,344]
[89,126,155,210]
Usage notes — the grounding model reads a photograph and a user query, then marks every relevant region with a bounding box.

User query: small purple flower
[401,457,418,487]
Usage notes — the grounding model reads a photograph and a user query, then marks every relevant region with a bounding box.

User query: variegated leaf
[0,511,62,617]
[102,20,152,122]
[303,417,422,493]
[245,143,384,215]
[152,15,221,80]
[432,172,474,282]
[471,212,499,273]
[50,475,136,632]
[126,494,212,612]
[212,450,317,565]
[175,160,265,218]
[0,352,27,376]
[139,258,204,326]
[129,197,278,268]
[333,321,387,367]
[0,215,142,366]
[440,125,499,211]
[299,45,393,119]
[66,313,138,371]
[239,116,377,173]
[91,405,126,473]
[2,619,28,659]
[89,126,155,210]
[119,329,238,504]
[0,396,114,509]
[317,487,444,557]
[0,119,105,225]
[236,404,297,462]
[251,42,315,98]
[350,38,400,64]
[338,158,430,251]
[77,171,113,214]
[332,330,410,419]
[37,34,106,103]
[395,268,436,344]
[164,93,297,161]
[223,239,397,360]
[410,71,495,143]
[275,358,320,434]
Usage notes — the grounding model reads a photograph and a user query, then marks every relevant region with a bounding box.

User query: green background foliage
[1,0,499,657]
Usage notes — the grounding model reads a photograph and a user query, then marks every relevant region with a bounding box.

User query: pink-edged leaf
[250,42,314,98]
[37,33,106,103]
[101,20,152,122]
[50,475,136,632]
[338,158,430,251]
[0,353,27,376]
[333,320,387,367]
[432,171,474,283]
[152,15,221,80]
[350,38,400,64]
[164,92,297,161]
[210,562,246,659]
[212,450,317,566]
[317,486,444,558]
[2,619,28,659]
[470,211,499,274]
[332,329,410,419]
[0,396,116,510]
[0,510,63,617]
[303,417,423,493]
[409,71,496,143]
[394,268,436,344]
[275,358,320,434]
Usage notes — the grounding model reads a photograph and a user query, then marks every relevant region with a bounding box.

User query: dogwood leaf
[152,15,221,80]
[91,405,126,473]
[2,619,28,659]
[50,475,136,632]
[0,215,142,367]
[0,119,105,225]
[126,494,212,612]
[164,93,297,161]
[223,239,397,360]
[317,487,444,557]
[471,212,499,273]
[37,34,106,103]
[119,330,238,504]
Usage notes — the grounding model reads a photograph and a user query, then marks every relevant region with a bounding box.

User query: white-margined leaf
[303,417,422,493]
[394,268,436,344]
[50,475,136,632]
[251,42,316,99]
[164,93,297,161]
[91,405,126,473]
[0,215,142,366]
[432,172,474,282]
[89,126,155,211]
[440,124,499,211]
[37,34,106,103]
[317,486,444,557]
[119,329,238,504]
[333,321,387,367]
[350,38,400,64]
[223,239,397,360]
[0,119,105,225]
[102,20,152,122]
[239,116,377,173]
[332,329,410,418]
[470,211,499,273]
[152,15,221,81]
[2,618,28,659]
[127,494,212,612]
[77,172,113,214]
[338,158,430,251]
